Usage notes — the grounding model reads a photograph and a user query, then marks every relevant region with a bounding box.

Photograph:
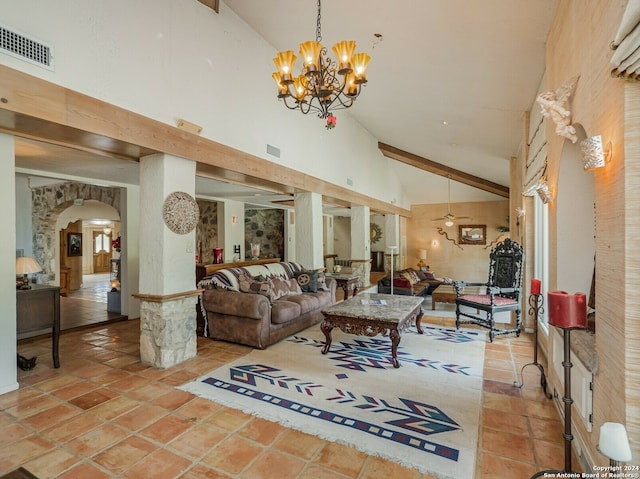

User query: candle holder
[514,293,552,399]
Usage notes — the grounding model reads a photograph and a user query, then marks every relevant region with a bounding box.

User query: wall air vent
[266,144,281,158]
[0,24,54,70]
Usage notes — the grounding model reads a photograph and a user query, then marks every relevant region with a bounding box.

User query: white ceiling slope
[15,0,559,212]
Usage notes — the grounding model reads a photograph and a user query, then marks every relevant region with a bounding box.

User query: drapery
[524,80,548,195]
[611,0,640,79]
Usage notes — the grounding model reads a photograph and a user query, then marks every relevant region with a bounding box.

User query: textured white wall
[0,0,408,210]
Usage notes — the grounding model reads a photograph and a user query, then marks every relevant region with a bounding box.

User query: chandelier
[271,0,370,120]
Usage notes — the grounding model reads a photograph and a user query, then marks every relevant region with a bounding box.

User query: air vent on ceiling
[0,24,54,70]
[266,144,281,158]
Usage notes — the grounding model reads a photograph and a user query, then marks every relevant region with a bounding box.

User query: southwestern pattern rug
[179,324,486,479]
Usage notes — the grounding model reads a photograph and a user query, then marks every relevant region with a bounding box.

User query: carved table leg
[352,282,359,296]
[390,328,401,368]
[415,309,424,335]
[321,320,333,354]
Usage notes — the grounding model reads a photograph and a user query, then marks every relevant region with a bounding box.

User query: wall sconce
[16,256,42,289]
[103,227,112,235]
[432,239,438,247]
[580,135,611,171]
[110,279,120,292]
[598,422,632,468]
[536,177,553,204]
[231,215,238,225]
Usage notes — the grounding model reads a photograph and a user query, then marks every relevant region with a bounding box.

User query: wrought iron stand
[531,328,578,478]
[514,293,552,399]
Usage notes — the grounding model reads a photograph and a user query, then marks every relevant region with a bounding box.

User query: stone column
[384,214,401,272]
[136,153,198,369]
[350,205,371,287]
[294,192,323,269]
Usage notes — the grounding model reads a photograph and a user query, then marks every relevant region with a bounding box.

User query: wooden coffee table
[431,285,457,310]
[320,293,423,368]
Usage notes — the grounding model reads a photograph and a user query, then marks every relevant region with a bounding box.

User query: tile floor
[60,274,126,331]
[6,301,581,478]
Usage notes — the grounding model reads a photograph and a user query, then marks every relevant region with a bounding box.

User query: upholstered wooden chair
[454,238,525,342]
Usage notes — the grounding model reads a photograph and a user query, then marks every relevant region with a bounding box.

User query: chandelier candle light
[272,0,370,124]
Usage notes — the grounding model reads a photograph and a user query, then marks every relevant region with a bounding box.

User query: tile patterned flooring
[6,297,581,478]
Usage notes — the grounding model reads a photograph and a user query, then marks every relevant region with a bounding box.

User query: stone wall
[31,182,121,282]
[196,199,218,264]
[245,209,285,259]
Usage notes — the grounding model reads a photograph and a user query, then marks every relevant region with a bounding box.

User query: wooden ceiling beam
[197,0,219,13]
[378,142,510,198]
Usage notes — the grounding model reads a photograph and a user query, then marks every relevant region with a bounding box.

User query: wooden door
[92,231,112,273]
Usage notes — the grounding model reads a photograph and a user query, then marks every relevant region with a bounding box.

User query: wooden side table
[17,285,60,368]
[327,273,360,300]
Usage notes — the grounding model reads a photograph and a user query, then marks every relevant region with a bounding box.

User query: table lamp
[598,422,632,468]
[16,256,42,289]
[417,249,427,269]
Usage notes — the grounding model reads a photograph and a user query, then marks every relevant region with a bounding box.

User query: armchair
[454,238,524,342]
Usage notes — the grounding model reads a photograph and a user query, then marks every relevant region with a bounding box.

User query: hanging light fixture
[271,0,370,122]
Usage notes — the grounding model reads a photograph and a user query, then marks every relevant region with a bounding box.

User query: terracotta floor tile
[483,366,518,383]
[90,395,140,420]
[238,417,286,445]
[240,450,305,479]
[140,414,194,443]
[314,442,368,478]
[122,449,192,479]
[482,390,524,414]
[42,414,104,443]
[22,448,81,479]
[33,374,81,393]
[273,428,326,460]
[201,435,263,475]
[113,403,168,432]
[0,423,31,447]
[481,428,535,463]
[22,403,80,430]
[180,464,233,478]
[533,438,565,470]
[94,435,159,474]
[108,373,151,392]
[66,423,129,457]
[0,436,55,472]
[169,424,227,459]
[152,389,195,411]
[158,370,200,386]
[479,452,537,479]
[92,368,132,386]
[298,465,352,479]
[73,363,112,379]
[57,461,113,479]
[529,416,563,442]
[483,379,521,397]
[51,380,99,400]
[127,381,174,402]
[359,455,423,479]
[0,387,43,410]
[104,354,140,368]
[484,357,515,371]
[524,399,559,420]
[6,394,64,420]
[68,388,118,410]
[482,408,529,435]
[205,407,252,432]
[176,397,223,421]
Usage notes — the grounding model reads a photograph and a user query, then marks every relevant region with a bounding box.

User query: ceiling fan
[431,175,470,227]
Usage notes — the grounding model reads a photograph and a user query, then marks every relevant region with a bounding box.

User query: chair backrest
[487,238,524,293]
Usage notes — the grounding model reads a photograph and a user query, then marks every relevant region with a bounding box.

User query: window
[94,233,111,254]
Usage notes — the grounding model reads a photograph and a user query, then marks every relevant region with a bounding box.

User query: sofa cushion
[294,270,318,292]
[271,300,302,324]
[285,293,320,314]
[393,277,412,288]
[269,277,302,302]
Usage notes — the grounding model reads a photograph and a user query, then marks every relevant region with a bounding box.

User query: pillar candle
[531,278,541,295]
[548,291,587,329]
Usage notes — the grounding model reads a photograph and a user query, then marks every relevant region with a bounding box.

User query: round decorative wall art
[162,191,200,234]
[370,223,383,244]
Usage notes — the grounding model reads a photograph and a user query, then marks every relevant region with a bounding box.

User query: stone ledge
[133,289,202,303]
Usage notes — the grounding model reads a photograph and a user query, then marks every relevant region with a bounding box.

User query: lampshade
[16,256,42,275]
[580,135,610,171]
[599,422,632,462]
[417,249,427,260]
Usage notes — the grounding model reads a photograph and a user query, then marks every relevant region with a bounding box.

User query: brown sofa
[197,261,336,349]
[377,268,444,296]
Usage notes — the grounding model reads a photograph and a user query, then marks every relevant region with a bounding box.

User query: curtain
[611,0,640,79]
[524,79,548,195]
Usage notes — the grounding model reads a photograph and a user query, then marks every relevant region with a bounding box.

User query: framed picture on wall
[459,225,486,245]
[68,232,83,257]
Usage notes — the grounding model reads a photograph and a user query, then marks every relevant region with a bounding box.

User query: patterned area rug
[179,324,485,479]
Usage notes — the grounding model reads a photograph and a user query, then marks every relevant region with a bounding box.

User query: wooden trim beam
[197,0,219,13]
[0,65,409,217]
[378,142,510,198]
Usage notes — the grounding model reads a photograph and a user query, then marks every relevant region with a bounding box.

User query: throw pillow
[316,271,330,291]
[401,271,418,285]
[425,272,436,280]
[416,270,427,281]
[237,272,255,293]
[294,270,318,293]
[393,277,412,288]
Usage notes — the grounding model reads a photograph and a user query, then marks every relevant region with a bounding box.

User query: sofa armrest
[202,289,270,320]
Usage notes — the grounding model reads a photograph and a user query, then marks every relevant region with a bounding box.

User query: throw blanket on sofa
[197,261,304,291]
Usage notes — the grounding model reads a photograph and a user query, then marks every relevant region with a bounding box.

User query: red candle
[531,278,541,295]
[548,291,587,329]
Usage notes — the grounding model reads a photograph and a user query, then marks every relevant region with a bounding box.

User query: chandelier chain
[316,0,322,43]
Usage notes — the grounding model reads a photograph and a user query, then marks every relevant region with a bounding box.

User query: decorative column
[294,192,324,269]
[135,153,199,369]
[350,205,371,287]
[384,214,400,272]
